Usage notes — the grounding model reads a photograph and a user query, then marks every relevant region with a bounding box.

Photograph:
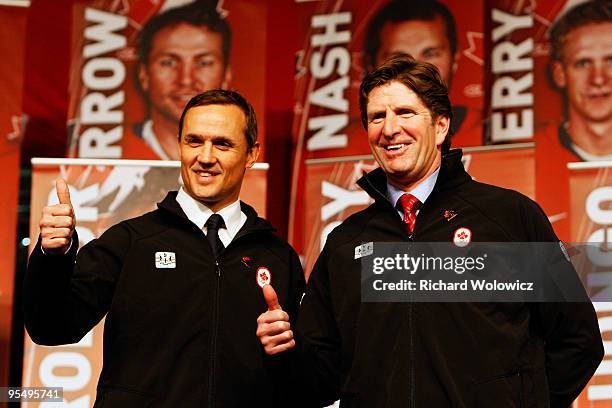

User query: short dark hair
[549,0,612,62]
[363,0,457,72]
[178,90,258,149]
[137,0,232,67]
[359,54,453,153]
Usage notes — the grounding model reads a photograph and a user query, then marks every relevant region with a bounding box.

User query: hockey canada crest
[453,228,472,247]
[256,266,272,288]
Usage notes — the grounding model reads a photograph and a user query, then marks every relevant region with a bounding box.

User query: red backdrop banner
[569,163,612,406]
[485,0,536,144]
[67,0,267,161]
[290,0,486,255]
[0,2,28,393]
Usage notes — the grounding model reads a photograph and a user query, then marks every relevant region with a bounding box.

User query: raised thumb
[56,178,72,206]
[263,284,281,311]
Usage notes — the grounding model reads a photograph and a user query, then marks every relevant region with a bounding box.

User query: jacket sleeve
[266,245,308,407]
[522,198,604,407]
[24,223,131,345]
[290,245,342,407]
[286,247,306,323]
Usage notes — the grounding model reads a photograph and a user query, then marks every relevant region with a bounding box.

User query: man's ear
[451,50,460,77]
[435,115,451,147]
[138,64,150,92]
[552,61,567,89]
[221,65,232,90]
[246,142,260,168]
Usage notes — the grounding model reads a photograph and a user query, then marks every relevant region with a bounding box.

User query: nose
[178,61,194,87]
[589,61,610,86]
[197,141,215,164]
[382,109,400,138]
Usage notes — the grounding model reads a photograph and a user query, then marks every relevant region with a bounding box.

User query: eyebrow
[368,104,416,115]
[183,133,201,141]
[153,50,220,59]
[213,135,234,145]
[367,108,385,118]
[421,45,444,52]
[184,134,234,144]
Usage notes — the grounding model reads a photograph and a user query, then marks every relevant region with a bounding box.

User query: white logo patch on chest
[155,252,176,268]
[354,242,374,259]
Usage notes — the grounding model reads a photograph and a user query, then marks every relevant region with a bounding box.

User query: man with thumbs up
[24,90,305,407]
[256,55,602,407]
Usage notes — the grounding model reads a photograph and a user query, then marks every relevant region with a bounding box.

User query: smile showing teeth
[385,144,406,151]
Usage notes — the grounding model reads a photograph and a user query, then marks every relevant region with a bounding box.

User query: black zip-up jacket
[24,192,305,407]
[293,150,603,407]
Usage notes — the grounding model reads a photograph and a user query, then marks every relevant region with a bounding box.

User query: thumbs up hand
[256,284,296,355]
[40,179,76,254]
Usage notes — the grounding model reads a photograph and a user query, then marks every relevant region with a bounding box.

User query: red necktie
[398,193,422,236]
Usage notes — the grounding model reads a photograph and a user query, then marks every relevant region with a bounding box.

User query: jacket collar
[157,191,276,234]
[557,122,592,161]
[356,149,471,205]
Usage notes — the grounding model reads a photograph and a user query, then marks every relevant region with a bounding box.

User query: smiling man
[256,55,602,407]
[125,1,232,160]
[24,90,305,407]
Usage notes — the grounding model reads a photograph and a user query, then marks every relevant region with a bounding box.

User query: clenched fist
[40,178,75,254]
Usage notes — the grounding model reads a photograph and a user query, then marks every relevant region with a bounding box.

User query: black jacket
[293,150,603,407]
[24,192,305,407]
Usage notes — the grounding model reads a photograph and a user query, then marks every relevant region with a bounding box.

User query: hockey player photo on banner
[67,0,267,161]
[290,0,485,254]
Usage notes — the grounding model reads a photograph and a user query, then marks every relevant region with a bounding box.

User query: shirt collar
[142,119,170,160]
[175,187,243,237]
[387,166,440,209]
[571,142,612,162]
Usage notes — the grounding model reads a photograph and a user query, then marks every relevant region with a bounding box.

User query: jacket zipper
[409,302,415,408]
[408,242,415,408]
[409,216,420,408]
[517,371,522,408]
[207,259,221,406]
[205,229,263,406]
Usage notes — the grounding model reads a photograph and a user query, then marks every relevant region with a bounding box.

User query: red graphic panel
[569,164,612,406]
[0,3,28,393]
[67,0,267,160]
[290,0,486,253]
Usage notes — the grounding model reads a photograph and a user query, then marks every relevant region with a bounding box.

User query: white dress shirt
[175,187,246,248]
[387,167,440,219]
